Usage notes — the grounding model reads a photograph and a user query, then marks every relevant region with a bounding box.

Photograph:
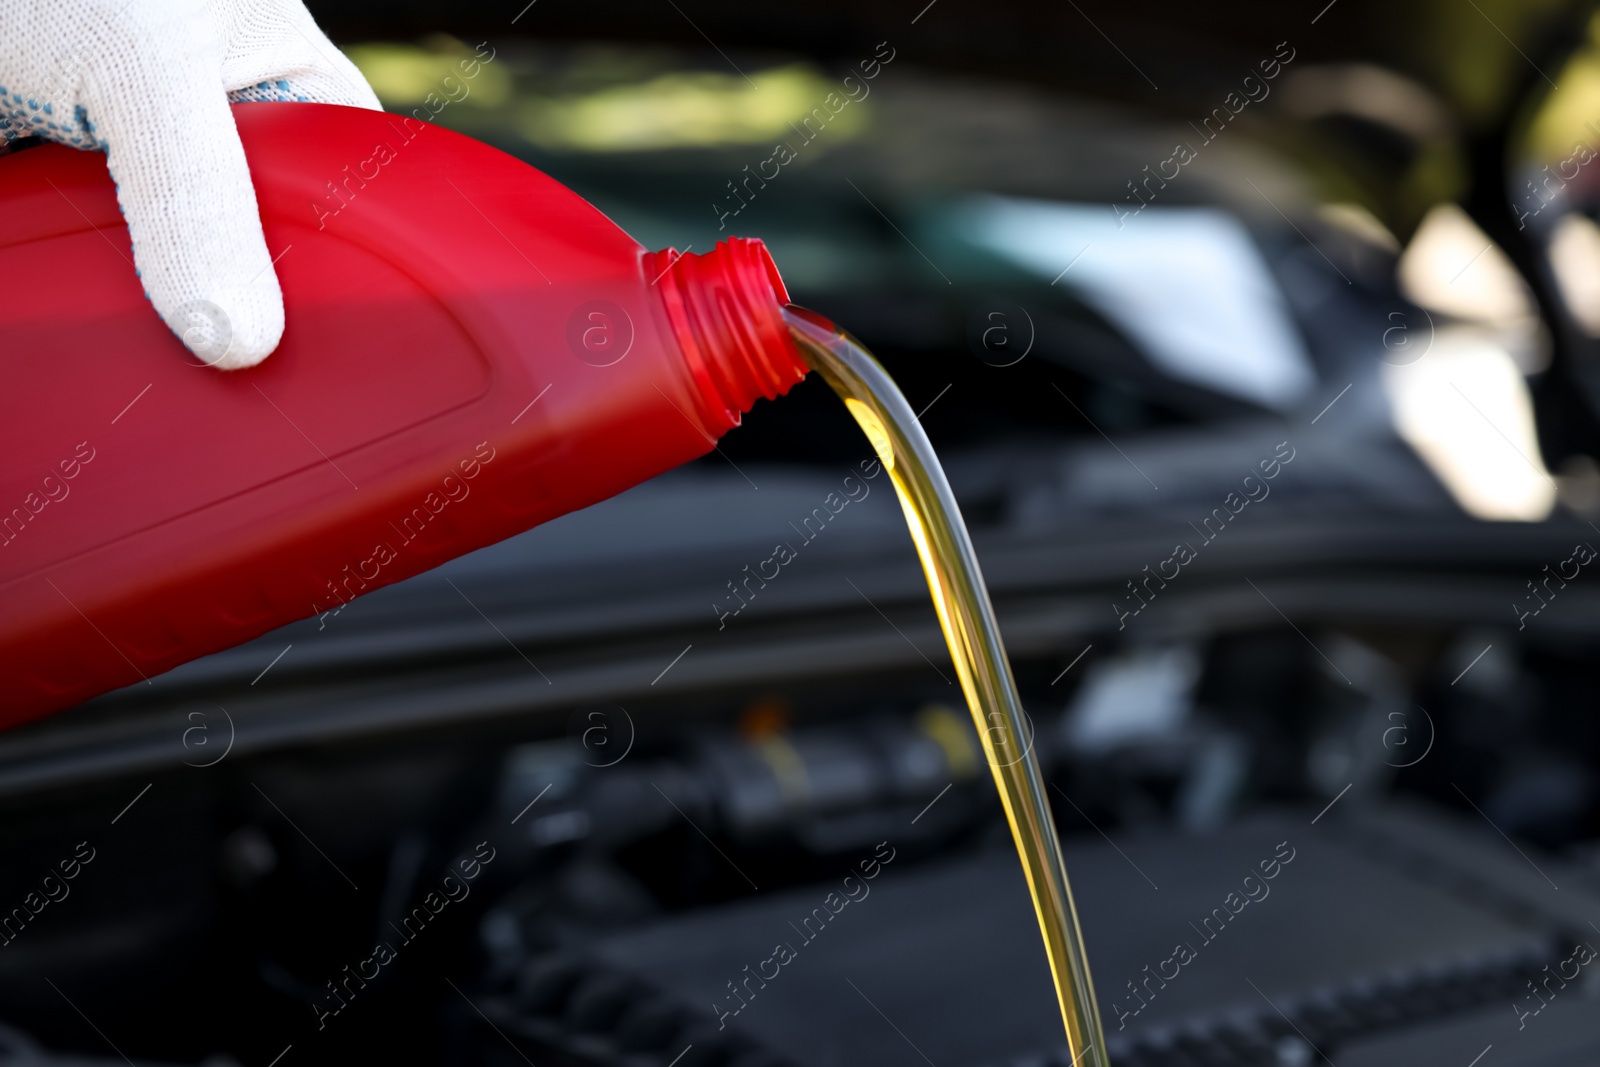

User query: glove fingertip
[160,282,285,370]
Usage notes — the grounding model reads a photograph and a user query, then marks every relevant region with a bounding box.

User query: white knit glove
[0,0,380,368]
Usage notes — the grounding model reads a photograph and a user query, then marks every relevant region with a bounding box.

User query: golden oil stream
[785,307,1109,1067]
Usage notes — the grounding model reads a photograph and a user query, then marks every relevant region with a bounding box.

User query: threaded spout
[649,237,809,435]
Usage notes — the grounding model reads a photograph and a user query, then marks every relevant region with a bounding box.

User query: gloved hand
[0,0,381,368]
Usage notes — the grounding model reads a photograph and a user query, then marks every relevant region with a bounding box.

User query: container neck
[649,238,809,436]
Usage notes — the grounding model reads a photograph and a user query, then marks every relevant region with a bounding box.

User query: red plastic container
[0,103,809,727]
